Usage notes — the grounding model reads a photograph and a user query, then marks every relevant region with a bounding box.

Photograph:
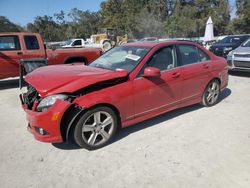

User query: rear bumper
[20,94,71,143]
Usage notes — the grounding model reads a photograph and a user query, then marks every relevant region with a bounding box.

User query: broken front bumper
[20,94,71,143]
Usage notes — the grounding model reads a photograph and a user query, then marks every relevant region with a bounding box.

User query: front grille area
[234,54,250,58]
[23,86,40,110]
[234,61,250,68]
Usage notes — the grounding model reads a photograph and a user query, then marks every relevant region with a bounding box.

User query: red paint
[0,32,101,79]
[21,41,228,143]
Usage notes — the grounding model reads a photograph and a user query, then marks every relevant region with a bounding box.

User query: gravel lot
[0,73,250,188]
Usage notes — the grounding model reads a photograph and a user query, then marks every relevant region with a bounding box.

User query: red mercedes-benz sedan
[20,41,228,150]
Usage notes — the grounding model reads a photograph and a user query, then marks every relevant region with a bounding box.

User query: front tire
[201,79,220,107]
[74,106,118,150]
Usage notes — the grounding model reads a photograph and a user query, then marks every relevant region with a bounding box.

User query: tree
[0,16,23,32]
[68,8,101,39]
[165,0,231,38]
[232,0,250,34]
[27,16,61,41]
[100,0,168,38]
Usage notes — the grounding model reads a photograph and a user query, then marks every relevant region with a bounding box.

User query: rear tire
[201,79,220,107]
[74,106,118,150]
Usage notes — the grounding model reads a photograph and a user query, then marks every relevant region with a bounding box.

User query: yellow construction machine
[90,28,128,51]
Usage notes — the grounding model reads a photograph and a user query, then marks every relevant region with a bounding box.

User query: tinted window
[0,36,21,50]
[24,35,39,50]
[178,44,209,66]
[147,46,175,71]
[198,48,210,62]
[219,36,249,44]
[72,40,82,46]
[240,36,250,42]
[242,38,250,47]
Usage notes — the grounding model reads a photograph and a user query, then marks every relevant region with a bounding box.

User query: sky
[0,0,236,26]
[0,0,104,26]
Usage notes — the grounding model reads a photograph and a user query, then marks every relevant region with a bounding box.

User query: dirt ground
[0,72,250,188]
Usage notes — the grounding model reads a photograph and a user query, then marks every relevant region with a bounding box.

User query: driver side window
[147,46,175,71]
[138,46,175,77]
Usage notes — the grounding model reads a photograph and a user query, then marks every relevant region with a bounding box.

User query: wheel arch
[60,103,121,142]
[100,39,111,45]
[206,77,221,90]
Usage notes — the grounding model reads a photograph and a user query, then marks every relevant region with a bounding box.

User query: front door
[0,35,23,78]
[133,45,182,118]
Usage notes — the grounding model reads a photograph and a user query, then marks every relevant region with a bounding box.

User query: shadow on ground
[229,71,250,78]
[52,88,231,150]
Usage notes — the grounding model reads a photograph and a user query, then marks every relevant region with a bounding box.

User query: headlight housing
[37,94,68,112]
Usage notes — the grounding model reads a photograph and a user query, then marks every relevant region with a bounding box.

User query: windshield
[89,46,150,72]
[218,36,246,44]
[242,39,250,47]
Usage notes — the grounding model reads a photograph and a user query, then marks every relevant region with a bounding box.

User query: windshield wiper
[94,64,113,70]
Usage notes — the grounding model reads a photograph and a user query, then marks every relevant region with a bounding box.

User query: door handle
[17,52,23,55]
[203,64,209,69]
[172,72,180,78]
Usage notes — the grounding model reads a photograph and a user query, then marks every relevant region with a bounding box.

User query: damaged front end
[20,85,74,143]
[20,65,129,143]
[20,75,127,143]
[20,86,40,110]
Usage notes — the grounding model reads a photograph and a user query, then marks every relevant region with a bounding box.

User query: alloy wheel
[81,111,114,146]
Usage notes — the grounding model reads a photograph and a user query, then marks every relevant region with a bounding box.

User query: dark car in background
[209,35,250,58]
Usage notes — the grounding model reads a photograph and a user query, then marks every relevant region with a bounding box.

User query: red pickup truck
[0,32,102,79]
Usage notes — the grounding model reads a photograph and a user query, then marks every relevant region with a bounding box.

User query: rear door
[22,34,46,59]
[0,35,23,78]
[176,44,211,103]
[0,34,46,79]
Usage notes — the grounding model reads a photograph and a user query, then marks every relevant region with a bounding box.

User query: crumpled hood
[25,64,128,97]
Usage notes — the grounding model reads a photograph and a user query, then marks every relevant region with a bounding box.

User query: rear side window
[24,35,39,50]
[0,36,21,50]
[178,44,209,66]
[198,48,209,62]
[72,40,82,46]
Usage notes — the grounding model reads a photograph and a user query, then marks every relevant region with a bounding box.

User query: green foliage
[100,0,167,38]
[165,0,231,38]
[27,15,61,42]
[232,0,250,34]
[0,16,23,32]
[1,0,250,41]
[26,9,101,41]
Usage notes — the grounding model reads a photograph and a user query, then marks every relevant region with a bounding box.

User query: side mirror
[143,67,161,77]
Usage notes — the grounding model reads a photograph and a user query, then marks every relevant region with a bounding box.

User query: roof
[0,32,40,36]
[124,40,201,48]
